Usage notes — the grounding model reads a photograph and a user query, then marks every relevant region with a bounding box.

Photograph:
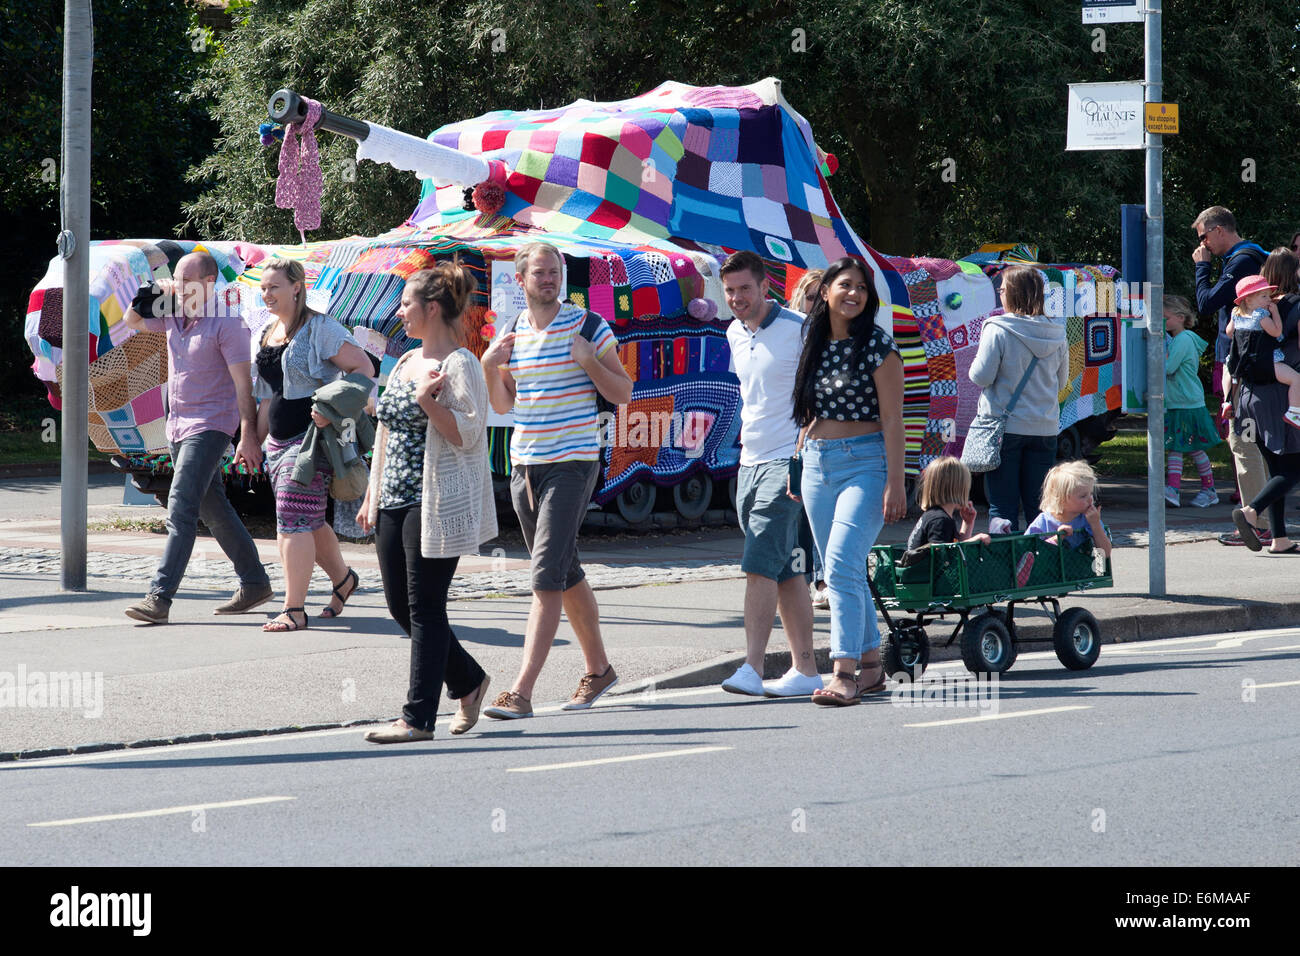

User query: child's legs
[1275,364,1300,408]
[1166,451,1184,489]
[1189,450,1213,489]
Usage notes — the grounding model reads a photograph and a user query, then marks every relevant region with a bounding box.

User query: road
[3,627,1297,866]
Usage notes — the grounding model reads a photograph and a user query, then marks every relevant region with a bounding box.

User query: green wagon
[869,533,1113,677]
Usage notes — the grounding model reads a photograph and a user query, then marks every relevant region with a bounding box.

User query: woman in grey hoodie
[968,267,1071,532]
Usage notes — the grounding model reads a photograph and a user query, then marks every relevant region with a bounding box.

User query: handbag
[961,357,1039,473]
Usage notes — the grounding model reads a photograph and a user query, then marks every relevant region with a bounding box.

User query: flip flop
[1269,543,1300,554]
[812,674,860,707]
[1232,509,1262,552]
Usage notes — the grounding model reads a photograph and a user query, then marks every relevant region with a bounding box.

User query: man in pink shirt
[121,252,272,624]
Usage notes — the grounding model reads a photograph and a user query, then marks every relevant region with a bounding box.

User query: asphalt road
[2,627,1297,866]
[0,473,124,521]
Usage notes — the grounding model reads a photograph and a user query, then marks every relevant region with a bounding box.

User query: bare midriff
[806,418,880,440]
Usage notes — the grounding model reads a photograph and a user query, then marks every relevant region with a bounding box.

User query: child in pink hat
[1226,274,1299,427]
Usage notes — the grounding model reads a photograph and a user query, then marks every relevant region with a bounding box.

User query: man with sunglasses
[1192,206,1270,546]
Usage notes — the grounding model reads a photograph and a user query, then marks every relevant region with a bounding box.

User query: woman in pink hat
[1226,274,1300,428]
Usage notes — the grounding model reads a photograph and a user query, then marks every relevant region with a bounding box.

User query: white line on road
[1250,679,1300,690]
[28,795,296,828]
[507,745,731,773]
[905,705,1091,728]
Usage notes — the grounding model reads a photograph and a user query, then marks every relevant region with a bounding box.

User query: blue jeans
[149,430,269,600]
[985,433,1057,533]
[801,433,888,659]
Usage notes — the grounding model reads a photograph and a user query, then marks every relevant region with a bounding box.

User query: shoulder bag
[961,357,1040,473]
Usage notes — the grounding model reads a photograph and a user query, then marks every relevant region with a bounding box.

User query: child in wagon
[1027,460,1113,558]
[899,456,991,567]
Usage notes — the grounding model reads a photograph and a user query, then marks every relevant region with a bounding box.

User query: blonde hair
[918,456,972,510]
[514,241,563,275]
[405,260,477,323]
[1039,460,1097,517]
[262,257,315,340]
[789,269,824,312]
[1164,294,1197,327]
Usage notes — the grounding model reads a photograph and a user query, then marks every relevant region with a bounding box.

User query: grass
[0,394,111,467]
[88,515,168,534]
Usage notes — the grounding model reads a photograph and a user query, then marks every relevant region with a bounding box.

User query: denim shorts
[737,458,804,582]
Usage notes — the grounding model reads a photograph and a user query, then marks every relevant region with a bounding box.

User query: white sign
[1082,0,1144,24]
[1066,82,1145,151]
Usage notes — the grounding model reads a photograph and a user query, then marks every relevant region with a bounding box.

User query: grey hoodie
[968,313,1070,437]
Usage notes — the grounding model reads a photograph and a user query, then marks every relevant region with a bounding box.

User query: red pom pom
[480,323,497,341]
[825,153,839,175]
[473,181,506,216]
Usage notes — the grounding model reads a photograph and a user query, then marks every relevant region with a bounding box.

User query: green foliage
[187,0,1300,290]
[0,0,216,400]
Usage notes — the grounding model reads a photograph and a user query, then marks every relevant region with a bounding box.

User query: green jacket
[291,372,376,486]
[1164,329,1209,410]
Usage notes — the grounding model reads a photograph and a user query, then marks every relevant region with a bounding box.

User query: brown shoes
[561,665,618,711]
[483,690,534,720]
[450,675,492,735]
[214,583,274,615]
[124,593,171,624]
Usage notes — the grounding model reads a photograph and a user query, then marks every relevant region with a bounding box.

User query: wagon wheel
[960,610,1017,675]
[671,473,712,520]
[885,623,930,682]
[616,480,657,525]
[1053,607,1101,670]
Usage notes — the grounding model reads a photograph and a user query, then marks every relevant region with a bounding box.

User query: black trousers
[375,505,485,730]
[1251,448,1300,540]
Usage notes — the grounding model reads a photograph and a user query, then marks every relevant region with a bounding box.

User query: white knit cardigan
[365,348,498,557]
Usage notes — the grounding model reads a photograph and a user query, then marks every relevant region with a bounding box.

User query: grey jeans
[149,430,270,600]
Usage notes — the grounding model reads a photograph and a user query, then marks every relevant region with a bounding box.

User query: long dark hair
[792,256,880,427]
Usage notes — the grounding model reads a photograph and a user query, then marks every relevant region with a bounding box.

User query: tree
[0,0,219,401]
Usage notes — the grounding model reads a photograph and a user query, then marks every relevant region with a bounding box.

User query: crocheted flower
[472,181,506,216]
[481,310,498,341]
[688,297,717,320]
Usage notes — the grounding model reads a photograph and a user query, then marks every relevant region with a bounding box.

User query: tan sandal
[812,671,860,707]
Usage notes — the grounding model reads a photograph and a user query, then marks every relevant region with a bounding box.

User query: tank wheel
[616,480,657,525]
[1053,607,1102,670]
[961,610,1017,674]
[884,623,931,682]
[672,473,713,520]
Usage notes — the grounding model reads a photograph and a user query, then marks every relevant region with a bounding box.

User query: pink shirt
[141,294,251,443]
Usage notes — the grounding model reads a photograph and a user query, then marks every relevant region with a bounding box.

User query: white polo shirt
[727,300,806,466]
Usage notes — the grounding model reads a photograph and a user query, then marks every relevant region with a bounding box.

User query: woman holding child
[792,256,906,706]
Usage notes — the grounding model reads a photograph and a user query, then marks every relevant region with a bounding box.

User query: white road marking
[28,795,295,827]
[905,705,1091,728]
[508,745,731,773]
[1250,679,1300,690]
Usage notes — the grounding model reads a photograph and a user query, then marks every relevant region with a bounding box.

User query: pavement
[0,470,1296,759]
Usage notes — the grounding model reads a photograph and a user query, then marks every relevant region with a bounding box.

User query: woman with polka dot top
[792,257,907,706]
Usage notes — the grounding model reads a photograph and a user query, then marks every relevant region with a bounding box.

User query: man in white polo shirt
[721,250,820,697]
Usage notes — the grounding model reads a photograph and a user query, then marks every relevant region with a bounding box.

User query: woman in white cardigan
[359,262,498,744]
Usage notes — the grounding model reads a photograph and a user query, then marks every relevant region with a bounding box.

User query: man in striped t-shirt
[481,242,633,719]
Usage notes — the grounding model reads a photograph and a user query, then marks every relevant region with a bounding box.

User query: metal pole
[59,0,92,591]
[1144,2,1165,596]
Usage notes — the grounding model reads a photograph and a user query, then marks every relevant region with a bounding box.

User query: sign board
[1066,82,1145,151]
[1083,0,1144,23]
[1144,102,1179,134]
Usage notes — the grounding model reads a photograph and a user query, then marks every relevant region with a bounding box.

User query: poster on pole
[1066,82,1145,151]
[1082,0,1144,23]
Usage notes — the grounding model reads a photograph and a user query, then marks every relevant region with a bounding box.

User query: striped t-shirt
[503,302,617,464]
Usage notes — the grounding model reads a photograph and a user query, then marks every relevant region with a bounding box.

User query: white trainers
[1190,488,1220,508]
[762,668,825,698]
[720,662,765,696]
[809,583,830,610]
[1285,408,1300,430]
[1164,486,1180,508]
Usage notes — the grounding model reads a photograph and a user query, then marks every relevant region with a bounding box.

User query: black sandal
[320,568,358,619]
[263,607,308,632]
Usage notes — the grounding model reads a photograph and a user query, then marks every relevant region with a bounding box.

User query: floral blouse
[375,377,428,510]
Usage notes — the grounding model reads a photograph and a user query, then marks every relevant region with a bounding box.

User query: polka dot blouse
[813,327,897,422]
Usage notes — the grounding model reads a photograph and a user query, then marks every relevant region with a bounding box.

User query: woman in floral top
[359,262,497,744]
[792,256,907,705]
